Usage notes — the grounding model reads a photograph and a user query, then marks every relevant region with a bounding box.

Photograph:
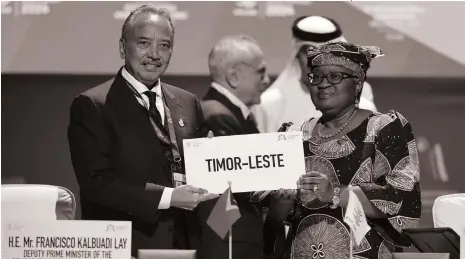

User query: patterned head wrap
[306,42,384,79]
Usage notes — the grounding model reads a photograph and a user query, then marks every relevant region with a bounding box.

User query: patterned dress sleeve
[358,110,421,234]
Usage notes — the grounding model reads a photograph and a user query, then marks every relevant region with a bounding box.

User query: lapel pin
[179,119,185,127]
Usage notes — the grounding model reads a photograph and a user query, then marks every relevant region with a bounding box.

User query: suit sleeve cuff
[158,187,174,209]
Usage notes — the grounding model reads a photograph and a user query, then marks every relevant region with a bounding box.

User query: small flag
[343,187,371,246]
[206,186,241,239]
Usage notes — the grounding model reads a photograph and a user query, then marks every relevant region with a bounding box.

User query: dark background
[2,1,465,77]
[2,74,464,228]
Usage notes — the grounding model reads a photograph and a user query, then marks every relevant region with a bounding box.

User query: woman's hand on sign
[297,171,333,203]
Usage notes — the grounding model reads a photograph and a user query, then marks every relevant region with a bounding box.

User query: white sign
[461,228,464,259]
[183,131,306,193]
[1,220,131,259]
[343,188,371,246]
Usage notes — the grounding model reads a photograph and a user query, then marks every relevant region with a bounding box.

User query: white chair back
[1,184,76,220]
[433,193,465,236]
[432,193,465,259]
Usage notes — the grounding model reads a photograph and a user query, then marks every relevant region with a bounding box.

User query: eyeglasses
[308,72,358,85]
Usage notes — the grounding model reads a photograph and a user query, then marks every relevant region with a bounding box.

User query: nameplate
[1,220,131,259]
[183,132,306,193]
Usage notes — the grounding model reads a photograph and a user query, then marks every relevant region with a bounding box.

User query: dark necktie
[246,113,259,133]
[246,113,257,126]
[144,91,163,126]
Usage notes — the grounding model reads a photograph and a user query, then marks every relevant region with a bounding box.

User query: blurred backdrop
[2,1,465,226]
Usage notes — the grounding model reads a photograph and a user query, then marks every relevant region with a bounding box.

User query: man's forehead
[256,59,267,69]
[246,45,264,61]
[133,13,166,23]
[246,55,266,70]
[130,13,172,35]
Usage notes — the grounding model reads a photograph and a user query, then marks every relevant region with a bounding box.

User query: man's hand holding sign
[170,185,219,211]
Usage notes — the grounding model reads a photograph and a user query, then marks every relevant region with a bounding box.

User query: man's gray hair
[121,5,174,41]
[208,35,260,80]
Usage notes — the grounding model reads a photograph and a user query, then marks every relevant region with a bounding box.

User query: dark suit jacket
[195,87,265,259]
[67,68,204,256]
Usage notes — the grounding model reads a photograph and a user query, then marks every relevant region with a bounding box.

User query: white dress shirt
[211,82,251,120]
[122,67,165,125]
[121,67,172,210]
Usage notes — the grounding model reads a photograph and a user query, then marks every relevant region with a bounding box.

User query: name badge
[173,173,186,182]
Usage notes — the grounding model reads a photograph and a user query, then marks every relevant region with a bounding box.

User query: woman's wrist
[339,186,353,208]
[328,185,349,208]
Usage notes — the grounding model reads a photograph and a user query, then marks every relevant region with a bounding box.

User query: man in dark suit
[67,5,217,256]
[195,35,271,259]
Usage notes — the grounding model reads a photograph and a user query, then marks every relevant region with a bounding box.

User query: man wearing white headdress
[253,15,377,133]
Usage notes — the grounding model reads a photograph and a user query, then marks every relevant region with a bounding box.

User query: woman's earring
[355,98,359,108]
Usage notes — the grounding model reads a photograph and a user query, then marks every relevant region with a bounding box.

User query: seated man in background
[253,15,378,133]
[195,35,272,259]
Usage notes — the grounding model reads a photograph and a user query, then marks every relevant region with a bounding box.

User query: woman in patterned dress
[256,42,421,259]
